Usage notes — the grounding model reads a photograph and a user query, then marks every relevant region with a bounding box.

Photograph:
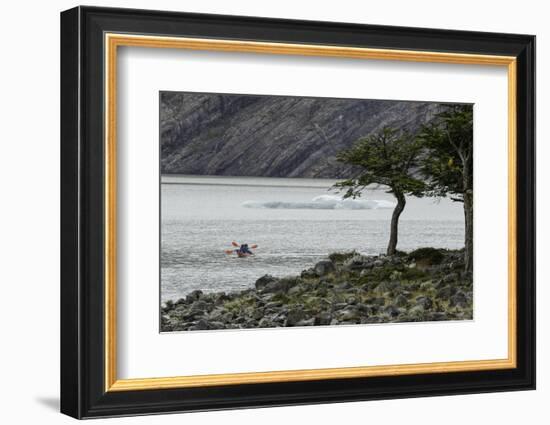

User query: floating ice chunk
[242,195,395,210]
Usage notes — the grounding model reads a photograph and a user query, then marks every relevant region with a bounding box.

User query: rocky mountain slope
[160,92,448,178]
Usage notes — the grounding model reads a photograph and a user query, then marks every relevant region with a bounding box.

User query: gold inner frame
[104,33,517,392]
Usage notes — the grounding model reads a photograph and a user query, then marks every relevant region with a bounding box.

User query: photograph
[159,92,474,332]
[57,4,536,419]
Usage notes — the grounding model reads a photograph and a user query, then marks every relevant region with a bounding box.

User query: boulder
[374,281,398,294]
[420,280,435,291]
[436,285,455,299]
[301,268,319,279]
[256,276,297,294]
[255,274,278,291]
[315,312,332,326]
[449,292,468,307]
[337,307,361,321]
[189,319,210,331]
[383,305,400,317]
[295,318,316,327]
[415,296,433,310]
[314,260,336,276]
[428,312,449,321]
[343,255,374,271]
[258,317,276,328]
[366,297,386,306]
[356,303,376,315]
[394,294,409,307]
[409,305,425,316]
[442,272,459,283]
[390,270,403,280]
[287,285,303,296]
[185,289,203,303]
[336,281,352,290]
[285,309,306,326]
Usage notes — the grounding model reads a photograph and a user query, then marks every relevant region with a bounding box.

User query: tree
[333,127,425,256]
[418,105,473,272]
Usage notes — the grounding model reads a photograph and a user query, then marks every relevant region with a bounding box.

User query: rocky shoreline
[161,248,473,332]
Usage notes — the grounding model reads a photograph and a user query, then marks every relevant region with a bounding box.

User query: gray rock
[338,308,361,321]
[258,278,292,294]
[287,285,303,296]
[407,282,421,291]
[191,300,210,311]
[190,319,210,331]
[390,270,403,280]
[265,301,283,309]
[359,268,371,277]
[409,305,425,316]
[185,289,203,303]
[449,292,468,307]
[420,280,434,290]
[436,285,456,299]
[394,294,409,307]
[336,281,352,290]
[295,318,316,327]
[374,281,398,294]
[383,305,400,317]
[415,296,433,310]
[315,312,333,326]
[442,272,459,283]
[255,274,278,291]
[301,268,319,279]
[208,321,226,329]
[428,312,449,321]
[362,316,383,324]
[258,317,276,328]
[356,303,376,315]
[367,297,386,306]
[285,309,306,326]
[314,260,336,276]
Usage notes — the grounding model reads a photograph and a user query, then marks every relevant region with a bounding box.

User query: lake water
[161,175,464,302]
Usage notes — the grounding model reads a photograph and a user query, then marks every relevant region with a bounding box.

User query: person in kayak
[238,243,254,256]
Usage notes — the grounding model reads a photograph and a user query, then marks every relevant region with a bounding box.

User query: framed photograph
[60,6,535,419]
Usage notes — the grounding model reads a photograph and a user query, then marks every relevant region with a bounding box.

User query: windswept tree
[333,127,425,256]
[418,105,473,272]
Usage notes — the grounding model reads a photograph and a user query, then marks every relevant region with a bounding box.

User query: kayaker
[238,244,254,256]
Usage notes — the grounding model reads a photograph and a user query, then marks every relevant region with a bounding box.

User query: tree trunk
[387,191,406,256]
[463,190,473,272]
[463,160,473,272]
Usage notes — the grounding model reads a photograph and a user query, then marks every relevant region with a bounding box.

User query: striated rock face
[160,92,446,178]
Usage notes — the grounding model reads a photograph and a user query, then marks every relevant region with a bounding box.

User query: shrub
[408,247,445,265]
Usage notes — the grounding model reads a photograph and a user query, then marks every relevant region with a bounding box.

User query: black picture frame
[61,5,535,419]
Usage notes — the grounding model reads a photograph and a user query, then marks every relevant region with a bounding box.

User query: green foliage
[400,267,429,281]
[418,105,473,201]
[333,127,426,198]
[408,247,445,265]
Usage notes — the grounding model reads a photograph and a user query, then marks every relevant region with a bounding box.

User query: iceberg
[242,195,395,210]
